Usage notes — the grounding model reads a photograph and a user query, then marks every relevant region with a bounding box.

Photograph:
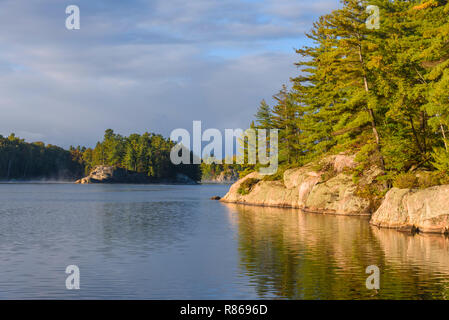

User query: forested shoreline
[0,134,84,181]
[238,0,449,190]
[0,130,201,182]
[219,0,449,233]
[3,0,449,187]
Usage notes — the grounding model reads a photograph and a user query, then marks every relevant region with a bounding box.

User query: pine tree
[255,100,273,129]
[271,85,301,164]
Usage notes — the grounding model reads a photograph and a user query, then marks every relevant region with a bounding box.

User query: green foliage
[271,86,303,165]
[393,171,448,189]
[393,173,419,189]
[200,158,242,182]
[416,171,445,189]
[240,0,449,187]
[237,178,260,195]
[354,182,387,213]
[354,143,384,182]
[354,144,378,166]
[239,167,256,179]
[81,129,201,182]
[255,100,274,129]
[311,159,337,182]
[432,147,449,172]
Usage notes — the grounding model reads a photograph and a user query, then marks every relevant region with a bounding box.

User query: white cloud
[0,0,337,147]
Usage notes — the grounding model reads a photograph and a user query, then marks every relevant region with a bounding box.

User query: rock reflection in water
[223,203,449,300]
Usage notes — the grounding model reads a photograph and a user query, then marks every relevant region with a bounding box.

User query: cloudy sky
[0,0,339,148]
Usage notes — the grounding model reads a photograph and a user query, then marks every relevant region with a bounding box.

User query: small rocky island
[75,165,196,185]
[201,168,239,184]
[221,154,449,234]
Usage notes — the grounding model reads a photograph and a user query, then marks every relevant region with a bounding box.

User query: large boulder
[370,186,449,234]
[305,173,370,215]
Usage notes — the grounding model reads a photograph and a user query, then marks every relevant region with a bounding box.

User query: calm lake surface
[0,183,448,299]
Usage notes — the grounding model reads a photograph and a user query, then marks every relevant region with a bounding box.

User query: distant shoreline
[0,180,203,185]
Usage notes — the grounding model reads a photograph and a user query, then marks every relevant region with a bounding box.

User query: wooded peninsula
[0,130,201,182]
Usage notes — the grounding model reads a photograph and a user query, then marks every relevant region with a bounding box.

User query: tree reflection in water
[223,203,449,300]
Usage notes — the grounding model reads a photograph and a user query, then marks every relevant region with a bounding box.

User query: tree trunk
[441,123,448,152]
[367,106,380,145]
[408,114,423,153]
[420,111,427,153]
[359,45,385,170]
[360,54,381,146]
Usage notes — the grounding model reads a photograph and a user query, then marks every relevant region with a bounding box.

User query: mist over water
[0,183,447,299]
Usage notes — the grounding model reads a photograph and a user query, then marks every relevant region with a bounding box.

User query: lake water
[0,183,448,299]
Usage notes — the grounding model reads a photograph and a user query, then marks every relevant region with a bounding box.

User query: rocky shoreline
[75,165,197,185]
[221,155,376,215]
[370,186,449,234]
[220,155,449,234]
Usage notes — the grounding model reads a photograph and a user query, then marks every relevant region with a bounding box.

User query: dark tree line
[0,130,201,182]
[0,134,84,180]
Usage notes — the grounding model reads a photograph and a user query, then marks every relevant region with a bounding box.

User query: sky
[0,0,340,148]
